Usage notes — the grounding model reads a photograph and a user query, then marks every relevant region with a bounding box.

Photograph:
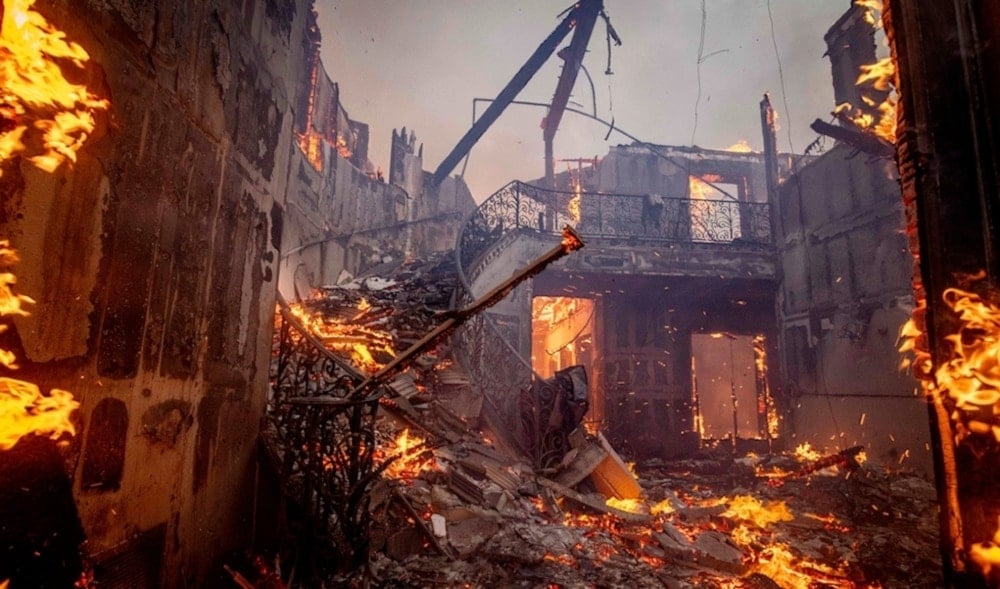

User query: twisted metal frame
[267,302,380,569]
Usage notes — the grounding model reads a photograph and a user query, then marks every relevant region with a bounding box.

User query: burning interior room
[1,0,999,587]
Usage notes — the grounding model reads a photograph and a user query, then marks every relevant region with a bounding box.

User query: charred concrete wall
[775,143,929,473]
[0,0,312,584]
[278,125,474,299]
[592,144,771,205]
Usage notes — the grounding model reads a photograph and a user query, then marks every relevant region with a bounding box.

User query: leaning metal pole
[349,226,585,399]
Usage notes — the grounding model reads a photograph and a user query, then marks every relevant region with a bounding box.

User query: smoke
[316,0,848,200]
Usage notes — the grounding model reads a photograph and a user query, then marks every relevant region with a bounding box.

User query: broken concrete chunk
[553,438,608,488]
[431,513,447,538]
[693,530,748,574]
[447,517,501,558]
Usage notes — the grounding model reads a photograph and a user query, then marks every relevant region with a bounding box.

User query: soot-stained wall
[775,144,929,473]
[0,0,309,585]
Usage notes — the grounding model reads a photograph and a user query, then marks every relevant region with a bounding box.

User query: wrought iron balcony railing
[459,180,773,272]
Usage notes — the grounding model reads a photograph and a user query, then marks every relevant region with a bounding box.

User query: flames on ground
[361,430,939,588]
[378,428,437,481]
[292,260,939,588]
[288,297,398,374]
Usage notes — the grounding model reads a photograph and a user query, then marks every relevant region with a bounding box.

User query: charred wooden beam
[810,118,895,158]
[543,0,603,187]
[431,3,591,185]
[886,0,1000,585]
[766,446,865,484]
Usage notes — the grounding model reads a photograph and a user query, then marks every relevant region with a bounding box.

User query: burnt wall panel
[0,0,311,585]
[776,142,926,470]
[97,198,158,379]
[193,388,227,495]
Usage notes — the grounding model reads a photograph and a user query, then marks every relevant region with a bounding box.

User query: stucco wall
[775,143,930,474]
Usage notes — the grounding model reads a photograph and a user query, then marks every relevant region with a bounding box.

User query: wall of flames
[835,0,897,144]
[0,0,109,451]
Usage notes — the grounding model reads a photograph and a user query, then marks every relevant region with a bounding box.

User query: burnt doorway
[531,296,602,432]
[691,332,766,442]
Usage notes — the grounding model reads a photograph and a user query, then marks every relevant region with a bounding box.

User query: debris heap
[283,257,940,588]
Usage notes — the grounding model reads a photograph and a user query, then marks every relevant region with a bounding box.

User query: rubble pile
[288,253,461,374]
[286,261,941,588]
[353,411,941,588]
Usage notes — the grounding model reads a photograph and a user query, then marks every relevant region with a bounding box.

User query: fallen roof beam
[810,118,895,158]
[431,2,591,185]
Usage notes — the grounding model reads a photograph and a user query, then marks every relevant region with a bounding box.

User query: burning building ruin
[1,0,999,586]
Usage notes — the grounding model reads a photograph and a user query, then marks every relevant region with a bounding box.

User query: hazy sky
[315,1,852,200]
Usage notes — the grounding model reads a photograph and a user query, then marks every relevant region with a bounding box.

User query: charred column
[886,1,1000,585]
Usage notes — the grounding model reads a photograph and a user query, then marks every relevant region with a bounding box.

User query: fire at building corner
[1,0,999,587]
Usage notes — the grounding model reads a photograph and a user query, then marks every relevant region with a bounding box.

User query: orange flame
[0,378,78,450]
[296,131,323,172]
[0,0,89,452]
[724,140,753,153]
[567,178,582,224]
[335,133,352,160]
[834,1,897,144]
[971,518,1000,578]
[930,288,1000,441]
[0,244,78,450]
[1,0,109,175]
[288,301,396,374]
[605,497,647,515]
[382,428,435,480]
[560,226,584,252]
[721,495,793,528]
[0,242,33,370]
[794,442,822,462]
[689,176,711,200]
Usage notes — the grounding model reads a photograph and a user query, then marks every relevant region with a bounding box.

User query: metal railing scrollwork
[266,297,381,569]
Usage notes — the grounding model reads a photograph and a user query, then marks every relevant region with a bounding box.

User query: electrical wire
[691,0,707,146]
[766,0,796,155]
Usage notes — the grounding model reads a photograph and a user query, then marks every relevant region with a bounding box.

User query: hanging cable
[766,0,796,155]
[691,0,707,145]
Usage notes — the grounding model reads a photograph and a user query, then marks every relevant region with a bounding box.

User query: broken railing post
[349,226,585,399]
